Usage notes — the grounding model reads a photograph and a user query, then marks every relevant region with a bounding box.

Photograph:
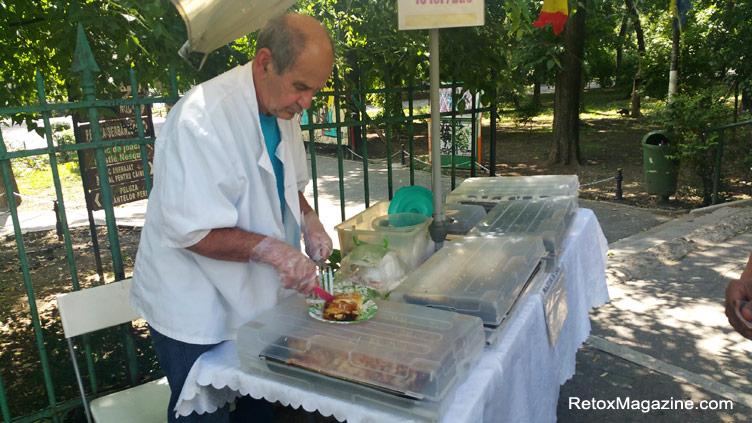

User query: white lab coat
[130,61,309,344]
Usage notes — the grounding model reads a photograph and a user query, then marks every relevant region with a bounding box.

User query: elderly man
[130,14,334,422]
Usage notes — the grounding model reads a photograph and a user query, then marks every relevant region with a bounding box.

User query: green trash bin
[642,130,679,198]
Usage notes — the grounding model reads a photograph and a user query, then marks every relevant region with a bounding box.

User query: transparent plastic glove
[302,211,333,263]
[249,237,317,293]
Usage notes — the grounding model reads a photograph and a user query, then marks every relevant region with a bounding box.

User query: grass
[11,157,85,211]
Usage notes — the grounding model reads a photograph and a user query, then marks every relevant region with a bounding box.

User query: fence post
[615,168,623,200]
[712,129,725,205]
[71,23,125,281]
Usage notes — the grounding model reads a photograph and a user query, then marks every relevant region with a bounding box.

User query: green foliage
[514,102,541,129]
[653,89,733,204]
[52,123,77,163]
[1,0,245,130]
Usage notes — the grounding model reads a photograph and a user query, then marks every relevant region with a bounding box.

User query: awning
[172,0,296,63]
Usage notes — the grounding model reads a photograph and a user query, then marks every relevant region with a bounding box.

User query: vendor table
[175,208,610,422]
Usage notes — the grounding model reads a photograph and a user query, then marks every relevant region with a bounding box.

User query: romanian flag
[533,0,568,35]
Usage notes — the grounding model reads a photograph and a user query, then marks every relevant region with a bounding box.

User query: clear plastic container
[390,235,546,326]
[334,201,433,270]
[237,295,485,403]
[468,196,578,257]
[334,243,407,296]
[444,204,487,235]
[446,175,580,211]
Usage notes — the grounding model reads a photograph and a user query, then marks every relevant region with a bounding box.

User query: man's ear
[254,48,273,76]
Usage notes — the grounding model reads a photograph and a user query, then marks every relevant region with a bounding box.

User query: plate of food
[307,285,379,324]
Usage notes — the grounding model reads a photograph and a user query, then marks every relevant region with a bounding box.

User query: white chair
[57,278,171,423]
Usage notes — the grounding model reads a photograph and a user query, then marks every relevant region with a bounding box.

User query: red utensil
[314,285,335,301]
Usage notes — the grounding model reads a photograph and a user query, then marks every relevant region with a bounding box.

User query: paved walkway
[559,202,752,422]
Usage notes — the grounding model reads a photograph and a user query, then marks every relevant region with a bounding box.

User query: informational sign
[427,87,482,169]
[540,267,568,347]
[73,103,155,210]
[398,0,485,30]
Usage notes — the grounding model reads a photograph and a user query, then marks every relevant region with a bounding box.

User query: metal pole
[615,168,623,200]
[429,28,446,250]
[712,130,725,205]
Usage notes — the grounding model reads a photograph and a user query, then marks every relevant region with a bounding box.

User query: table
[175,208,610,422]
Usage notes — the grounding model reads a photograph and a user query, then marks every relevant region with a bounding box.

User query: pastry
[322,292,363,321]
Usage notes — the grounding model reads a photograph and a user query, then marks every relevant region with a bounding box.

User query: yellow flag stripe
[540,0,568,15]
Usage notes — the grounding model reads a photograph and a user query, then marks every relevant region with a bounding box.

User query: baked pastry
[322,293,363,321]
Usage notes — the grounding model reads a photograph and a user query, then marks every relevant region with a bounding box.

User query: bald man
[130,14,335,422]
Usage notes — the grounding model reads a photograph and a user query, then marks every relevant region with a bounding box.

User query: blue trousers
[148,326,274,423]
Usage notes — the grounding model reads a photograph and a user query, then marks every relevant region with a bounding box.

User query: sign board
[427,87,482,169]
[73,103,155,210]
[398,0,485,30]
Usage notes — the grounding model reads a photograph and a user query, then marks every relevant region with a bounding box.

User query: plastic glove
[302,211,333,263]
[249,237,317,293]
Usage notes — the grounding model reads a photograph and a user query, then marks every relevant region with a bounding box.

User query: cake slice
[322,292,363,321]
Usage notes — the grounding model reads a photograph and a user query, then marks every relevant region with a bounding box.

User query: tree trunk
[667,22,680,102]
[0,169,21,211]
[580,64,586,113]
[625,0,645,117]
[615,16,628,85]
[742,78,752,111]
[533,79,542,108]
[547,0,586,166]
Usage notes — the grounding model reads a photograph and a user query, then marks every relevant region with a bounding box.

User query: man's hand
[302,210,332,263]
[725,252,752,339]
[249,237,317,293]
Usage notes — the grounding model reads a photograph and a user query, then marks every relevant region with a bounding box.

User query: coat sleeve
[154,114,242,248]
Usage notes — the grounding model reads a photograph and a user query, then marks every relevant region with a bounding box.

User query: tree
[547,0,587,166]
[0,1,244,128]
[624,0,645,117]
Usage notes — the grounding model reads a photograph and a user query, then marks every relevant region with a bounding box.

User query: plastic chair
[57,278,170,423]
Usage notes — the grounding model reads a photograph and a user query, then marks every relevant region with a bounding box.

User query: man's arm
[725,252,752,338]
[186,227,264,262]
[299,191,333,263]
[186,227,317,293]
[299,191,314,216]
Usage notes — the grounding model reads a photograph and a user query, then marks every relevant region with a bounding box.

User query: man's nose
[298,92,313,110]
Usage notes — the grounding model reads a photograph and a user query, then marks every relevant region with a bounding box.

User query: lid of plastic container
[391,235,546,326]
[236,295,485,401]
[389,186,434,216]
[445,175,579,206]
[468,196,577,255]
[371,213,430,231]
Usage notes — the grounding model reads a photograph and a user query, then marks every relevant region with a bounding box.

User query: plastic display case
[445,175,580,211]
[467,196,577,257]
[334,201,433,270]
[390,235,546,327]
[444,204,487,235]
[237,296,485,408]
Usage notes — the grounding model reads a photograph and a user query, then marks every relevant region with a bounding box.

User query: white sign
[398,0,485,30]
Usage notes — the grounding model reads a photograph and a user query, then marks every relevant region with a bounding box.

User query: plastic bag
[334,243,407,296]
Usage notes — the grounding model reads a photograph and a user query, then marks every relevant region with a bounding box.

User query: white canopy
[172,0,296,58]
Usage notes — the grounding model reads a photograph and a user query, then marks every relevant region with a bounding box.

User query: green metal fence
[0,28,496,423]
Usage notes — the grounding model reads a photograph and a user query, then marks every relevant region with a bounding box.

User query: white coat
[130,61,309,344]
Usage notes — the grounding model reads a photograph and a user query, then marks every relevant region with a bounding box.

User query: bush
[652,88,734,205]
[51,124,77,164]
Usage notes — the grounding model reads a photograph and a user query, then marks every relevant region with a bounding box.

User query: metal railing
[711,118,752,205]
[0,27,496,423]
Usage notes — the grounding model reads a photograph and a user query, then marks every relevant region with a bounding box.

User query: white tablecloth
[175,208,610,422]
